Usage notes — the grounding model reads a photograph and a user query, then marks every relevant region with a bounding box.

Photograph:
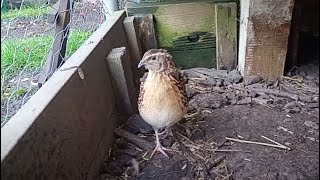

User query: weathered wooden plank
[134,14,158,53]
[238,0,294,79]
[37,0,73,87]
[106,47,137,116]
[123,16,144,86]
[1,11,127,180]
[215,2,237,71]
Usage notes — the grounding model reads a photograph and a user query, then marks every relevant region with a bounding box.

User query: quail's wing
[138,72,148,107]
[167,69,188,107]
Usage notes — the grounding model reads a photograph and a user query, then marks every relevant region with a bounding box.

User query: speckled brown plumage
[137,49,187,158]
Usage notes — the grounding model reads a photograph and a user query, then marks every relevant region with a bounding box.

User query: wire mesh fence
[1,0,108,126]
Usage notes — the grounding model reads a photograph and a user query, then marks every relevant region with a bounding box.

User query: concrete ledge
[1,10,127,180]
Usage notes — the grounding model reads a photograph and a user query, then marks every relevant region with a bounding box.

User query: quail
[137,49,187,158]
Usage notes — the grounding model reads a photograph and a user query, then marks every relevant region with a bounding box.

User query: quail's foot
[149,129,171,159]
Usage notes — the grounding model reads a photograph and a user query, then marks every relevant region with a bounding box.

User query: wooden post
[106,47,138,116]
[101,0,119,18]
[123,16,143,87]
[238,0,294,80]
[36,0,73,87]
[215,2,238,71]
[134,14,157,54]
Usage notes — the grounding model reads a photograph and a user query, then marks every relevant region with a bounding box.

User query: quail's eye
[151,56,156,60]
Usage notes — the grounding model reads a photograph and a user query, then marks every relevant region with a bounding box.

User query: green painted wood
[169,48,216,69]
[127,0,237,69]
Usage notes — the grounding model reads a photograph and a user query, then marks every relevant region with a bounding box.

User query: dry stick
[208,155,226,169]
[230,86,314,102]
[223,160,232,180]
[173,133,212,178]
[114,128,154,151]
[225,137,291,150]
[178,132,251,153]
[213,149,251,153]
[260,135,287,147]
[281,75,303,82]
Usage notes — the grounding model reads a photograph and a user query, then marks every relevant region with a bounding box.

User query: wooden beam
[106,47,138,116]
[134,14,157,54]
[238,0,294,79]
[1,11,127,180]
[123,16,144,87]
[215,2,237,71]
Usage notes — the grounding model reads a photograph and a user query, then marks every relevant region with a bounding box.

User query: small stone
[186,85,199,98]
[298,71,307,77]
[126,114,153,134]
[226,69,243,83]
[304,120,319,130]
[190,129,206,141]
[285,108,299,114]
[216,78,224,87]
[266,77,278,86]
[245,75,262,85]
[162,138,174,147]
[236,97,252,105]
[284,101,299,109]
[103,162,124,176]
[306,75,315,80]
[206,77,217,86]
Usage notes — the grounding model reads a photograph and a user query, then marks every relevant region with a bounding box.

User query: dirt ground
[100,105,318,180]
[98,63,319,180]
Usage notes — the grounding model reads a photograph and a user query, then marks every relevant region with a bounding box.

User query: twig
[213,149,251,153]
[281,76,303,82]
[208,155,226,169]
[225,137,291,150]
[173,135,197,163]
[176,131,198,146]
[114,128,154,151]
[223,160,231,180]
[260,135,287,147]
[230,85,314,102]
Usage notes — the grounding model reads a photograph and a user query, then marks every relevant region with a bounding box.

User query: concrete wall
[1,10,127,180]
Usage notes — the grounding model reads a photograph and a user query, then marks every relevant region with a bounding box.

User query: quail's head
[138,49,174,72]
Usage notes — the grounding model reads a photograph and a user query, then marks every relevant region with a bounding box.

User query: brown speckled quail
[137,49,188,158]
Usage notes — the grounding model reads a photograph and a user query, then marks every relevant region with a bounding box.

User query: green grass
[1,31,92,76]
[1,6,50,19]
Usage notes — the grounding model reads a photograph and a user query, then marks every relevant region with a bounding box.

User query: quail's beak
[138,59,146,68]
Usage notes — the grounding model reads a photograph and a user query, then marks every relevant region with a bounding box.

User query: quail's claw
[149,129,171,159]
[149,145,170,159]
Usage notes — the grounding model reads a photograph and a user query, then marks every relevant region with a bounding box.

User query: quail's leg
[159,127,173,139]
[149,129,171,159]
[158,128,167,136]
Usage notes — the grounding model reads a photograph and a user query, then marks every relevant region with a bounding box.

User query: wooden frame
[238,0,294,79]
[1,11,127,180]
